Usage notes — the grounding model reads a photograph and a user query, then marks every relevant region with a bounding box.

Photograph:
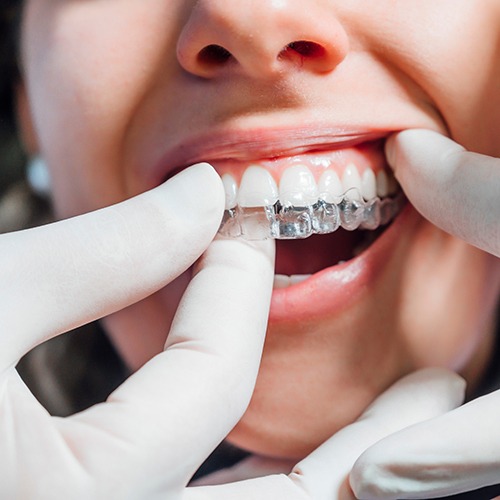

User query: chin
[226,207,500,459]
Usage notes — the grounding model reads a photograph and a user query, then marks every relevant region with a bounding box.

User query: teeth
[360,198,381,230]
[222,174,238,209]
[339,197,365,230]
[376,170,389,198]
[271,205,313,239]
[273,274,312,289]
[273,275,291,289]
[318,169,343,203]
[238,166,279,207]
[387,170,399,195]
[290,274,311,285]
[341,163,363,201]
[279,165,318,207]
[239,207,270,240]
[361,168,377,201]
[218,163,404,240]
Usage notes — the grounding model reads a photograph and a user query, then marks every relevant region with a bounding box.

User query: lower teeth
[219,189,405,240]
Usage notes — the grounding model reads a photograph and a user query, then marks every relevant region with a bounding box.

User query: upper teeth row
[222,163,398,209]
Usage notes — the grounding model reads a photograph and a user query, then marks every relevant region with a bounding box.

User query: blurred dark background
[0,0,25,196]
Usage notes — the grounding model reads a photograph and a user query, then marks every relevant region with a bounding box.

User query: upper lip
[154,125,393,182]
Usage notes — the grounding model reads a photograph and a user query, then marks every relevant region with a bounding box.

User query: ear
[15,81,39,155]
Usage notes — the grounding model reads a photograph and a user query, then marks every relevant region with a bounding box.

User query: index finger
[386,129,500,257]
[63,236,275,491]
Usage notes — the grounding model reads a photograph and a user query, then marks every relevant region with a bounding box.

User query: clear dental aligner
[217,163,405,240]
[219,189,405,240]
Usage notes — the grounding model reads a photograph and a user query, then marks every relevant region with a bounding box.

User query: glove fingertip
[163,162,225,218]
[409,368,466,407]
[385,129,465,183]
[349,454,399,500]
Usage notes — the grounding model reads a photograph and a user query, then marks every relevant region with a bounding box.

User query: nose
[177,0,349,79]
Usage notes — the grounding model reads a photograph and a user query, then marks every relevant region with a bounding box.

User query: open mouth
[210,138,406,289]
[273,226,387,287]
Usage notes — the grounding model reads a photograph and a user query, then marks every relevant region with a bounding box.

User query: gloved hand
[186,369,465,500]
[1,163,278,499]
[384,129,500,257]
[0,160,467,500]
[349,130,500,499]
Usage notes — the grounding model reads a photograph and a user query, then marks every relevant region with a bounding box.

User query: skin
[19,0,500,459]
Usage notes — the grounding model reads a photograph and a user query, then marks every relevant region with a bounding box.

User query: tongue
[275,230,365,275]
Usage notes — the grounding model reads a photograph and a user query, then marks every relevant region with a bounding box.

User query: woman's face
[21,0,500,458]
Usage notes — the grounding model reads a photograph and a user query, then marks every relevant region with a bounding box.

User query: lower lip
[268,203,418,323]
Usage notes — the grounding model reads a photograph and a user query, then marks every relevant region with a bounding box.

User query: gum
[218,189,405,240]
[211,140,388,186]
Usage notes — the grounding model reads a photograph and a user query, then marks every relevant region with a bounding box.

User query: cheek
[364,1,500,154]
[399,226,500,371]
[22,2,179,217]
[423,7,500,153]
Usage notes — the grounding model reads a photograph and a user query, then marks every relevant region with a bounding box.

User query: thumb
[386,129,500,257]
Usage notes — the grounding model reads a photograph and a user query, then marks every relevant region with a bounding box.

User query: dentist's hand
[0,163,276,499]
[348,130,500,499]
[351,389,500,499]
[0,154,489,500]
[186,369,464,500]
[384,129,500,257]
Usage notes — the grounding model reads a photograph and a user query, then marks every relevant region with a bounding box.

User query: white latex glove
[351,391,500,499]
[0,157,475,499]
[384,129,500,257]
[0,163,277,499]
[186,369,465,500]
[349,130,500,499]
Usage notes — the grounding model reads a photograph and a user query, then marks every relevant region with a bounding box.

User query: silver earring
[26,155,51,198]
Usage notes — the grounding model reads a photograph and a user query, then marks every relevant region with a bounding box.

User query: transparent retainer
[218,188,406,240]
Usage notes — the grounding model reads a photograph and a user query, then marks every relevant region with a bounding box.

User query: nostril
[198,44,233,65]
[281,40,326,59]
